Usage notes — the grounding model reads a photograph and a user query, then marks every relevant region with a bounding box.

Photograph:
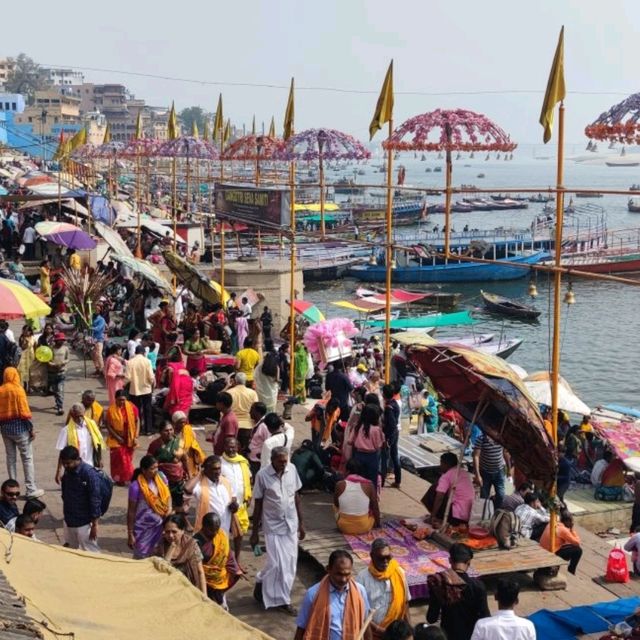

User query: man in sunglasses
[0,479,20,525]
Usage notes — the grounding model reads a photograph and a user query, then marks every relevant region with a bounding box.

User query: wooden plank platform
[398,432,469,472]
[299,527,368,574]
[564,487,632,533]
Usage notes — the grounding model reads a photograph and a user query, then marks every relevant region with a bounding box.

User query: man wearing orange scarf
[0,367,44,498]
[105,390,140,484]
[295,549,371,640]
[356,538,410,639]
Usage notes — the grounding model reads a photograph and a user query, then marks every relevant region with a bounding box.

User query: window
[28,116,33,123]
[0,104,3,110]
[11,102,16,110]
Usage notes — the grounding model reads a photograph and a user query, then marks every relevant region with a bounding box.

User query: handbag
[605,546,629,583]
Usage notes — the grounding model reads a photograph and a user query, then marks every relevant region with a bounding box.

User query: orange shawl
[303,576,366,640]
[0,367,31,421]
[195,474,233,532]
[106,401,138,449]
[138,472,171,516]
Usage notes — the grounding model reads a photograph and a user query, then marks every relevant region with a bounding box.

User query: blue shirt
[92,315,106,342]
[61,462,102,527]
[0,499,18,525]
[296,580,370,640]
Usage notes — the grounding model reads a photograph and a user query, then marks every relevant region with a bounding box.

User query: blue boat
[348,252,549,284]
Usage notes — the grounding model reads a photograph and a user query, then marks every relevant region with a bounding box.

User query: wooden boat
[348,252,549,284]
[575,192,603,198]
[351,199,426,228]
[628,197,640,213]
[480,290,541,320]
[547,251,640,274]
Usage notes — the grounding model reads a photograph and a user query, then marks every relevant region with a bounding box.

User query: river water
[303,152,640,410]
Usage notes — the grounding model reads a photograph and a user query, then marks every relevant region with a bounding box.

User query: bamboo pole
[444,125,453,259]
[319,146,326,238]
[135,152,142,257]
[549,102,565,552]
[384,119,394,384]
[289,159,297,394]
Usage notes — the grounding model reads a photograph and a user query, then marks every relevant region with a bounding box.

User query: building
[0,58,15,90]
[13,89,81,136]
[0,93,25,115]
[83,111,108,146]
[42,67,84,87]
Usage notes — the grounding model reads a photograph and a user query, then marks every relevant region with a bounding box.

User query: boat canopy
[332,299,391,313]
[366,310,476,329]
[299,214,338,224]
[357,287,428,304]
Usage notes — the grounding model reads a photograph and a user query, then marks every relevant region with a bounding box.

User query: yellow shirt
[227,384,259,429]
[235,348,260,381]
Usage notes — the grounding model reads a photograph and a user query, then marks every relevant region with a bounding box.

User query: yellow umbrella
[0,279,51,319]
[210,280,230,305]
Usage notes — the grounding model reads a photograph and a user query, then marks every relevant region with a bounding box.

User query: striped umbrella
[292,300,325,324]
[0,279,51,319]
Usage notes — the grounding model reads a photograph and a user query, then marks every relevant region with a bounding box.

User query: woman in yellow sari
[39,259,51,298]
[194,511,243,609]
[105,389,140,484]
[171,411,205,478]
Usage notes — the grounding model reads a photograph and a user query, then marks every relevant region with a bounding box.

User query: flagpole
[549,101,565,553]
[219,131,225,297]
[444,124,453,259]
[384,118,394,384]
[288,157,296,394]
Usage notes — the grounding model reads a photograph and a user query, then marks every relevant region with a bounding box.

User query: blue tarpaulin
[90,196,115,225]
[528,596,640,640]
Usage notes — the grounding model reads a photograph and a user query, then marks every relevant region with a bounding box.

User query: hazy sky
[4,0,640,146]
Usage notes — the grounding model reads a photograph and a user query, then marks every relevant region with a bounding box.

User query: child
[624,525,640,576]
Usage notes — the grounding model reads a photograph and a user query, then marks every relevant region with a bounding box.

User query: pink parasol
[221,134,286,161]
[91,141,126,159]
[279,128,371,162]
[156,136,219,160]
[585,93,640,144]
[120,138,161,158]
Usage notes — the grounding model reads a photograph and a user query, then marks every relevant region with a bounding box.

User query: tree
[178,106,211,137]
[4,54,51,104]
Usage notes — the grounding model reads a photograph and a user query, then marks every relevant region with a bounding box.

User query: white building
[42,67,85,87]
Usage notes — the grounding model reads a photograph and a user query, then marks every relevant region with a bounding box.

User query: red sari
[107,401,139,483]
[164,366,194,416]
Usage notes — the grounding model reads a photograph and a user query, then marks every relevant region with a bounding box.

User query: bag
[427,569,467,606]
[605,547,629,583]
[489,509,520,549]
[95,468,114,516]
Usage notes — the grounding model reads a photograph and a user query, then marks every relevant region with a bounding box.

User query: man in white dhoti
[250,445,305,615]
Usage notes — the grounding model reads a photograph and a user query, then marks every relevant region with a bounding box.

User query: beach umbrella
[163,250,224,305]
[585,92,640,145]
[407,343,556,489]
[110,254,173,295]
[292,300,325,324]
[384,108,517,256]
[35,221,97,250]
[279,128,371,236]
[523,371,590,415]
[0,279,51,319]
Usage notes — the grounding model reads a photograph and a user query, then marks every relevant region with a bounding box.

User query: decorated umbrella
[35,221,97,250]
[585,93,640,146]
[280,128,371,236]
[222,134,286,185]
[292,299,325,324]
[384,109,517,256]
[407,343,556,489]
[303,318,358,368]
[163,250,224,305]
[110,254,173,295]
[523,371,590,415]
[0,278,51,319]
[91,141,126,198]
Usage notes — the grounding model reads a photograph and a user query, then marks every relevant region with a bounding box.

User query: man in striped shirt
[473,432,510,510]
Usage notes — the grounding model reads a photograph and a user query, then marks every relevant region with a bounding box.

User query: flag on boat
[214,94,224,142]
[167,101,179,140]
[283,78,295,140]
[369,60,394,140]
[539,26,565,144]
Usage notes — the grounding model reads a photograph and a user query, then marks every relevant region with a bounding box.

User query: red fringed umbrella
[221,134,286,161]
[384,109,517,255]
[585,92,640,145]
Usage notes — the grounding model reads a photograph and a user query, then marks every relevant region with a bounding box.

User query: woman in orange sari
[105,389,140,484]
[171,411,205,478]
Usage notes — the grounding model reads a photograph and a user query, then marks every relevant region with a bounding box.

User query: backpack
[489,509,520,549]
[94,468,114,516]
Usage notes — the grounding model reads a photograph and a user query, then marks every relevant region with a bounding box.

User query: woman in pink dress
[104,344,126,405]
[163,362,194,417]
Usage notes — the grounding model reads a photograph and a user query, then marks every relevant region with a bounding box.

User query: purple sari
[128,474,166,559]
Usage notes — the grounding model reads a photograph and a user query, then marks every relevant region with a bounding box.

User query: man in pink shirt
[213,392,239,456]
[425,452,475,528]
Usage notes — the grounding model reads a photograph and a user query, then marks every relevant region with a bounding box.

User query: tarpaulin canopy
[356,286,428,304]
[366,310,475,329]
[524,371,591,415]
[0,530,274,640]
[332,299,390,313]
[407,343,557,488]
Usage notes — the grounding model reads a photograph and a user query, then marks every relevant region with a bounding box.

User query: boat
[356,286,461,310]
[480,290,541,320]
[628,197,640,213]
[477,173,485,178]
[546,251,640,274]
[630,184,640,191]
[348,251,550,283]
[605,160,640,167]
[365,310,476,330]
[433,166,442,173]
[350,199,426,228]
[333,178,365,195]
[575,192,603,198]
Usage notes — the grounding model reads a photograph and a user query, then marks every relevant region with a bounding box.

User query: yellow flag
[283,77,294,140]
[252,115,256,135]
[134,111,144,140]
[369,60,394,141]
[192,120,199,138]
[69,127,87,152]
[223,119,231,144]
[167,101,178,140]
[213,94,223,142]
[539,26,566,144]
[268,116,276,138]
[52,130,66,162]
[203,118,211,141]
[102,122,111,144]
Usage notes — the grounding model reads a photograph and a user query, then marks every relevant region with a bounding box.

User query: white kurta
[191,477,235,533]
[55,425,95,466]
